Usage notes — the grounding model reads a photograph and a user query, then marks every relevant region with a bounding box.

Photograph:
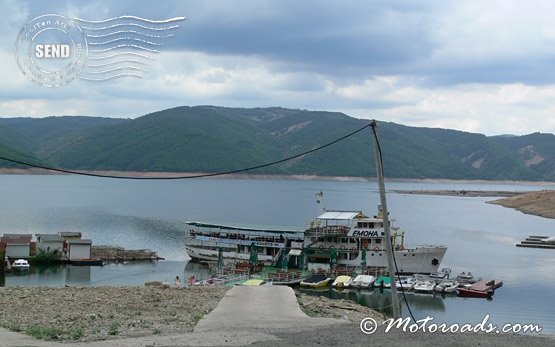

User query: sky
[1,0,555,135]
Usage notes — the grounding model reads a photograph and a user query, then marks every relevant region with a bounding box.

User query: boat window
[375,239,381,244]
[357,222,363,228]
[369,223,375,228]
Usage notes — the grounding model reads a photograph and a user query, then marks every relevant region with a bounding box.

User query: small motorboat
[332,275,352,288]
[456,271,475,283]
[395,276,415,291]
[413,280,436,293]
[457,279,503,299]
[430,268,451,280]
[300,274,331,289]
[240,279,266,286]
[434,280,459,293]
[374,275,391,288]
[351,275,375,289]
[11,259,30,271]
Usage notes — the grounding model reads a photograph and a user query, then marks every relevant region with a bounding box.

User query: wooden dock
[516,235,555,249]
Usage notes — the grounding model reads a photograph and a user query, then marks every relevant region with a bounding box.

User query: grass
[26,325,64,340]
[24,324,84,340]
[108,322,120,336]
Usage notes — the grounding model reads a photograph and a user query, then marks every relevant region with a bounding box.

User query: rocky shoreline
[0,285,228,342]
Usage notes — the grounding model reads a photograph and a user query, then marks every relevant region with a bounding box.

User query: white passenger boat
[304,207,447,274]
[185,204,447,274]
[185,222,305,266]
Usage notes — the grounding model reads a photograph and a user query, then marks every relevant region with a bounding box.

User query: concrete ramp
[194,286,343,333]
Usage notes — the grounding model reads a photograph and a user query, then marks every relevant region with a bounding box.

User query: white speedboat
[413,280,435,293]
[11,259,30,271]
[351,275,375,289]
[434,280,459,293]
[332,275,352,288]
[396,276,415,291]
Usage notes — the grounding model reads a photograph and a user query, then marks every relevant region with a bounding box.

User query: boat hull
[185,245,275,265]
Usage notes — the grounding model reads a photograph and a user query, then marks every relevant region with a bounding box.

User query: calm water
[0,175,554,333]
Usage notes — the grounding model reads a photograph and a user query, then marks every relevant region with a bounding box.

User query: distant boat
[11,259,30,271]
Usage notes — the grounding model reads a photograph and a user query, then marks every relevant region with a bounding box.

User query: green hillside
[0,106,554,181]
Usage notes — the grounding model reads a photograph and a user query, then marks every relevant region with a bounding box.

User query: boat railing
[267,271,301,282]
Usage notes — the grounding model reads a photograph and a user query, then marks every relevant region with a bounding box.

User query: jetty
[516,235,555,249]
[91,245,163,262]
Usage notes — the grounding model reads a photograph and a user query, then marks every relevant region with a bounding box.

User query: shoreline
[2,168,555,185]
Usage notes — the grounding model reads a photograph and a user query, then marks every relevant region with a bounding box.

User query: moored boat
[300,274,331,289]
[413,280,436,293]
[304,207,447,274]
[456,279,503,298]
[351,275,375,289]
[240,279,267,286]
[331,275,352,288]
[11,259,30,271]
[374,275,391,288]
[395,276,416,291]
[434,279,459,293]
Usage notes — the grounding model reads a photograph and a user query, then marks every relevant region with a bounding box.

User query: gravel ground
[0,285,228,342]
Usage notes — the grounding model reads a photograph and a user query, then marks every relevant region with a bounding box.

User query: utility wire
[0,122,372,180]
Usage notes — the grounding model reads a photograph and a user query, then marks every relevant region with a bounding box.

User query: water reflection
[299,287,447,318]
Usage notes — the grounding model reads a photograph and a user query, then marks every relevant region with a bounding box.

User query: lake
[1,175,554,333]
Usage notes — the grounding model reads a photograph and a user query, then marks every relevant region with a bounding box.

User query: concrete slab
[194,285,343,333]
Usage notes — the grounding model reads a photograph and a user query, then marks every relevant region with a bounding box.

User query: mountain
[0,106,554,181]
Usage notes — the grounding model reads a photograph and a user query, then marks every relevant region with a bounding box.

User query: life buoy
[373,247,380,252]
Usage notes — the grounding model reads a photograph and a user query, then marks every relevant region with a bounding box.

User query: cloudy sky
[2,0,555,135]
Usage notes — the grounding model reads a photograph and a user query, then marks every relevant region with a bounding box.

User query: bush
[29,247,62,265]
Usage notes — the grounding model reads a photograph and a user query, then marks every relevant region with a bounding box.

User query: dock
[516,235,555,249]
[91,245,162,262]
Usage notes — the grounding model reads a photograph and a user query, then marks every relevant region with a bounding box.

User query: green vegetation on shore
[1,106,555,181]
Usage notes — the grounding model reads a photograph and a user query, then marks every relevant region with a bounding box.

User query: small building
[36,234,65,254]
[67,239,92,260]
[0,234,32,259]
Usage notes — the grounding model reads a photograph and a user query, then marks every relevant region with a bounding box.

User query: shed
[36,234,65,253]
[0,234,32,258]
[67,239,92,260]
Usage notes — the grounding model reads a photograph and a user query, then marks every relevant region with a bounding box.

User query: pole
[370,120,401,319]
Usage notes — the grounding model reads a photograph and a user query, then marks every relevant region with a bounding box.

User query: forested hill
[0,106,554,181]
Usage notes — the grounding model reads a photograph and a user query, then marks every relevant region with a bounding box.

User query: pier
[516,235,555,249]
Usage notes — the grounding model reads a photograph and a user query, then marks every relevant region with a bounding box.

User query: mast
[370,120,401,319]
